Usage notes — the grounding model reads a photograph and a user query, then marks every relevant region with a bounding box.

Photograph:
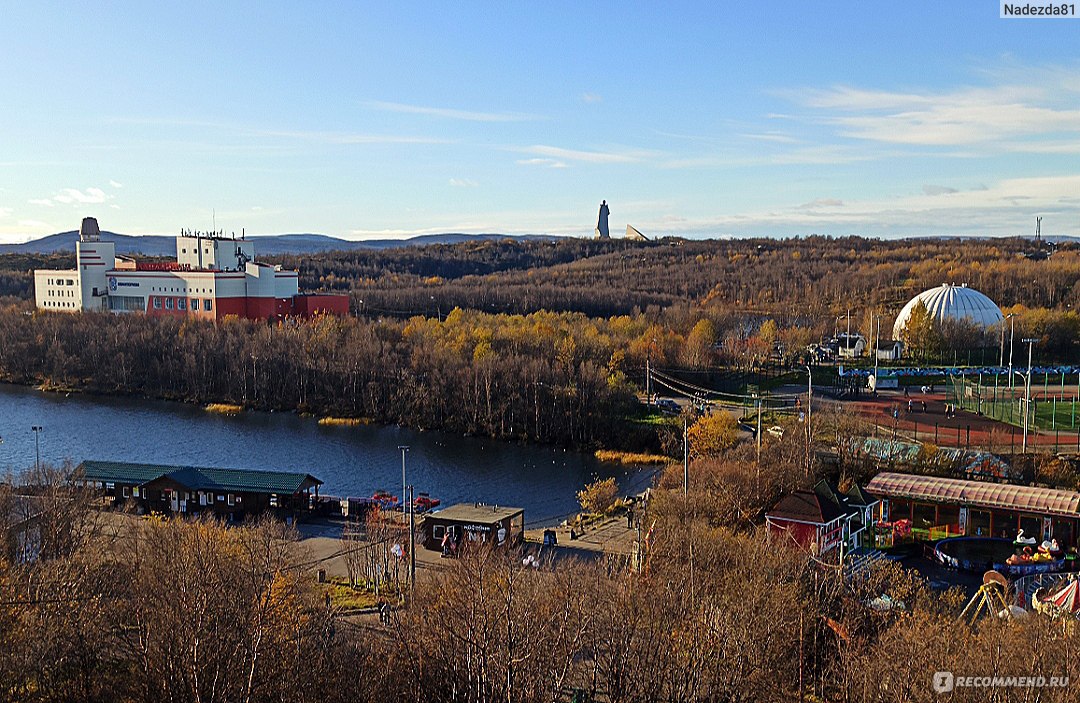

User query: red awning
[866,472,1080,519]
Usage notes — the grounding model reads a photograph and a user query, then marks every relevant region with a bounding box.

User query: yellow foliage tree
[687,412,740,458]
[577,477,618,514]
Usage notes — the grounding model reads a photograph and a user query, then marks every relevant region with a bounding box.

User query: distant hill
[0,231,560,257]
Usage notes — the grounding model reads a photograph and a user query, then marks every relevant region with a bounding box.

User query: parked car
[655,398,681,414]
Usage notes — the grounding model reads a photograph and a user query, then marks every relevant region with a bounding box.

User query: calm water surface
[0,383,654,525]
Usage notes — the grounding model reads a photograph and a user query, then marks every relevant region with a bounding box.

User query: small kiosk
[422,503,524,553]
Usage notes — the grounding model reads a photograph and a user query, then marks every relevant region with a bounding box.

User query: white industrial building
[34,217,347,320]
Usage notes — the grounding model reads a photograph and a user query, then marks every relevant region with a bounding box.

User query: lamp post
[32,426,42,472]
[398,446,409,518]
[1019,339,1038,453]
[398,445,410,588]
[1002,315,1010,393]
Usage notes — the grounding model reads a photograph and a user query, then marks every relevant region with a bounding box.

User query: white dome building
[893,284,1004,339]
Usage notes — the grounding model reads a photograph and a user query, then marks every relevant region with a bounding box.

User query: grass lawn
[321,577,382,610]
[1034,398,1080,431]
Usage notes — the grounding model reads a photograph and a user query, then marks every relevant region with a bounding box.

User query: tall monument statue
[595,200,610,239]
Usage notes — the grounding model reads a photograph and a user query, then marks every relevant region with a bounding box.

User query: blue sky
[1,1,1078,242]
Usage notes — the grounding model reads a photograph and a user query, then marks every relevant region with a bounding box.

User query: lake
[0,383,656,526]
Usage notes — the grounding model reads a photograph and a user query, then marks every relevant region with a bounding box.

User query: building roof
[893,283,1004,339]
[767,481,862,525]
[866,472,1080,519]
[78,460,173,485]
[77,460,321,495]
[426,503,524,524]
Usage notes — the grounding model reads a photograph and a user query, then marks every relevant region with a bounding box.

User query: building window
[227,494,234,506]
[123,486,131,498]
[191,298,199,311]
[165,298,173,310]
[270,494,279,508]
[153,298,162,309]
[205,299,212,311]
[178,298,187,311]
[433,525,445,542]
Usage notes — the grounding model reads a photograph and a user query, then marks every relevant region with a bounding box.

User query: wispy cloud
[448,178,478,187]
[741,131,799,144]
[365,100,540,122]
[0,207,12,218]
[923,184,958,196]
[785,73,1080,148]
[28,198,55,207]
[516,157,568,169]
[51,187,111,205]
[581,92,603,104]
[797,198,844,209]
[519,144,657,164]
[18,219,51,228]
[109,180,123,188]
[653,174,1080,236]
[107,116,452,146]
[257,129,452,145]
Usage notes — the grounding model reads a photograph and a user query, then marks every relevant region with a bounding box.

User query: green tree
[898,300,942,362]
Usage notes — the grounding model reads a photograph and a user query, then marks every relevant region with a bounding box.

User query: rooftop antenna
[1035,215,1042,244]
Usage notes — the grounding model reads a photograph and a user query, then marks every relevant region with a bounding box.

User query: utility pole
[755,395,763,465]
[645,352,651,406]
[1021,339,1037,453]
[805,366,813,476]
[683,417,689,497]
[408,485,416,590]
[32,426,42,472]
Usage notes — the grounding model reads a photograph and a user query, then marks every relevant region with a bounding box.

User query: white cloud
[923,185,958,196]
[581,92,603,104]
[28,198,55,207]
[258,129,452,145]
[519,144,656,164]
[109,180,123,188]
[516,157,568,169]
[787,76,1080,148]
[797,198,844,209]
[52,187,110,204]
[649,174,1080,237]
[741,131,799,144]
[365,100,540,122]
[448,178,478,188]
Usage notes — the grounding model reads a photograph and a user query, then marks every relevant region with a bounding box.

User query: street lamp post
[1020,339,1038,453]
[398,445,411,588]
[32,426,42,472]
[1008,314,1016,392]
[398,446,409,518]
